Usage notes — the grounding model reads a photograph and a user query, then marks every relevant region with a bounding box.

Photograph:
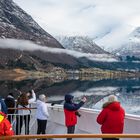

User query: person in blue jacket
[64,94,86,140]
[0,96,7,114]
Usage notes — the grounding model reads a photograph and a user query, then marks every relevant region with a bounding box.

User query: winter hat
[108,95,118,102]
[39,94,46,102]
[65,94,74,102]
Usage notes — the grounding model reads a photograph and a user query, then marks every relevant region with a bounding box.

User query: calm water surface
[0,78,140,115]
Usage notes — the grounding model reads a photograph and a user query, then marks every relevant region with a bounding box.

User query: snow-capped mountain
[56,36,118,62]
[0,0,119,71]
[57,36,107,54]
[114,27,140,57]
[0,0,85,70]
[0,0,63,48]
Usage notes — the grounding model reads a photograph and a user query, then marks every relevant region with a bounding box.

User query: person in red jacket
[64,94,86,140]
[0,111,14,136]
[97,95,125,140]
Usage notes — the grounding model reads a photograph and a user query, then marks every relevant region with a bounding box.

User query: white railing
[7,107,37,135]
[47,105,140,140]
[7,104,140,140]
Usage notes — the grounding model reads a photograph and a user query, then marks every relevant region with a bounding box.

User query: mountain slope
[57,36,107,54]
[0,0,135,71]
[0,40,81,70]
[113,27,140,58]
[57,36,118,62]
[0,0,63,48]
[0,0,84,70]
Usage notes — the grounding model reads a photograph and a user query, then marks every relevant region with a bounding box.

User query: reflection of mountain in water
[94,89,140,115]
[1,78,140,96]
[0,78,140,115]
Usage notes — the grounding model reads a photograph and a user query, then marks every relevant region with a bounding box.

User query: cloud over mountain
[14,0,140,50]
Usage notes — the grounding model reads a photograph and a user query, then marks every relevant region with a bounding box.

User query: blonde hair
[108,95,118,102]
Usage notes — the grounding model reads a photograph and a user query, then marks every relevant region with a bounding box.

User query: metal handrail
[1,134,140,139]
[8,107,37,110]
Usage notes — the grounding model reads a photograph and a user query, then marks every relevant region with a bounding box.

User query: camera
[75,111,81,117]
[51,103,55,106]
[29,90,32,94]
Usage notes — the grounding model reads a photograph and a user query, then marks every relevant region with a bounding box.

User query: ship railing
[1,133,140,139]
[7,107,37,135]
[7,104,140,140]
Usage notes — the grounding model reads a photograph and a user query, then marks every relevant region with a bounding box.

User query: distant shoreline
[0,68,140,81]
[0,69,49,81]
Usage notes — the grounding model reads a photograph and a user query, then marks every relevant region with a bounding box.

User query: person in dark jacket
[5,93,16,123]
[0,96,7,114]
[64,94,87,140]
[97,95,125,140]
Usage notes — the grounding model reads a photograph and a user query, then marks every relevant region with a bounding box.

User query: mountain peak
[56,36,107,54]
[113,27,140,57]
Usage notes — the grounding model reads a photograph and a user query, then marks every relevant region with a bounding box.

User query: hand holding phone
[81,96,87,102]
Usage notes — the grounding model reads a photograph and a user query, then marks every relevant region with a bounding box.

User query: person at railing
[97,95,125,140]
[64,94,87,140]
[0,111,14,136]
[4,93,16,123]
[36,94,49,140]
[0,96,7,114]
[16,89,36,135]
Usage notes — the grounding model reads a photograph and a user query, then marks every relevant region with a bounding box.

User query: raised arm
[28,90,36,104]
[64,97,87,111]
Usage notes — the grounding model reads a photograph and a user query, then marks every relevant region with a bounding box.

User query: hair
[28,90,32,94]
[39,94,46,102]
[17,93,29,106]
[108,95,118,102]
[9,92,14,97]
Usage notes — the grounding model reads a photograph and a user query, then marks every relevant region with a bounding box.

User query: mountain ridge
[56,36,108,54]
[113,27,140,58]
[0,0,63,48]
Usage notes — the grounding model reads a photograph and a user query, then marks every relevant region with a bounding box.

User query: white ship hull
[38,105,140,140]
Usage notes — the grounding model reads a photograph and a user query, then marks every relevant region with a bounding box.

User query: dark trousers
[16,115,30,135]
[8,114,14,124]
[67,125,75,140]
[37,119,47,134]
[103,138,119,140]
[37,119,47,140]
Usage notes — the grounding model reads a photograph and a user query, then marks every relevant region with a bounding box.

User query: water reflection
[0,78,140,115]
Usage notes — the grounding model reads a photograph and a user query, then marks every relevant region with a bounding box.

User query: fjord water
[1,78,140,115]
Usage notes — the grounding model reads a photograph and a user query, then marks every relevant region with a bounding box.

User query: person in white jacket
[16,89,36,135]
[36,94,49,136]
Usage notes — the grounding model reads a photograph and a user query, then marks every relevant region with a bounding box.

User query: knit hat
[108,95,118,102]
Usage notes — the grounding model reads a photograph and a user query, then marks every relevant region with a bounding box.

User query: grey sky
[13,0,140,48]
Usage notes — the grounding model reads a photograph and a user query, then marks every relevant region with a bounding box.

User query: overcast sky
[13,0,140,49]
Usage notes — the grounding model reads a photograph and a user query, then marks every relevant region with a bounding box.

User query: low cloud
[13,0,140,50]
[0,39,117,62]
[13,0,140,36]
